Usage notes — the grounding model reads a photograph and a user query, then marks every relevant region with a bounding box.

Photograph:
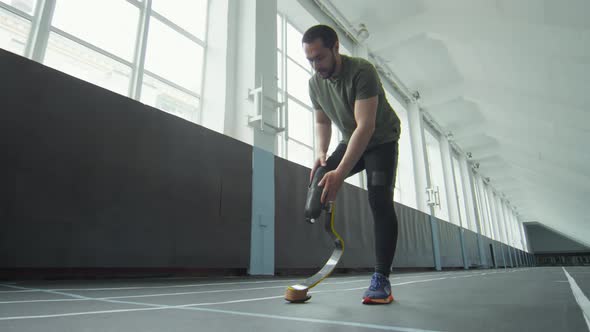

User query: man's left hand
[318,169,346,204]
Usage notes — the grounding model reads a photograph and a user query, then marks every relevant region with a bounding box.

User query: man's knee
[368,185,393,211]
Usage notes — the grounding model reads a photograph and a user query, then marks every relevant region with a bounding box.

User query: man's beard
[319,50,337,79]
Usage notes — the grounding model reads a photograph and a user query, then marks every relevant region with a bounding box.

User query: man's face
[303,39,337,79]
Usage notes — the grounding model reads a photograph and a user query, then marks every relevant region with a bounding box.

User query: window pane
[276,14,282,51]
[52,0,138,61]
[345,174,362,188]
[483,185,496,240]
[452,155,469,229]
[288,98,313,146]
[152,0,207,40]
[0,0,37,15]
[477,178,491,237]
[277,51,283,91]
[340,45,351,56]
[286,58,311,105]
[0,6,30,55]
[387,93,417,209]
[327,123,340,156]
[473,176,488,237]
[44,32,131,96]
[288,140,313,168]
[425,129,450,221]
[145,17,204,93]
[286,22,308,68]
[141,74,199,121]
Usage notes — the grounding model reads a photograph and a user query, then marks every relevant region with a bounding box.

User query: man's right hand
[310,154,327,183]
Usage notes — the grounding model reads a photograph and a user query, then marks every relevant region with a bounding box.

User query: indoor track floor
[1,267,589,332]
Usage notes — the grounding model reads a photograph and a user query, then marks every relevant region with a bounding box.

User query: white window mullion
[129,0,151,99]
[0,1,33,19]
[280,14,289,159]
[25,0,55,62]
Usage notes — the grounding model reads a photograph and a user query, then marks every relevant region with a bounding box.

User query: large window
[424,126,450,221]
[44,0,137,96]
[472,174,489,237]
[452,153,469,229]
[4,0,207,122]
[136,1,206,120]
[144,15,204,96]
[52,0,138,61]
[1,0,36,15]
[151,0,207,40]
[44,31,132,96]
[387,92,417,209]
[277,14,314,168]
[483,185,497,240]
[496,197,508,243]
[0,0,35,55]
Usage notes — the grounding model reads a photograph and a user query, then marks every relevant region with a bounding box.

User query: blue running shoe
[362,272,394,304]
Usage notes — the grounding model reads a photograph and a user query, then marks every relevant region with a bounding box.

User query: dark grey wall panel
[481,236,495,267]
[437,220,463,267]
[525,223,590,254]
[274,157,375,269]
[0,50,252,269]
[274,157,437,270]
[392,205,434,268]
[463,229,481,267]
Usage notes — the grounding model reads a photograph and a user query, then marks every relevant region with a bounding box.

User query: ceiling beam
[373,10,590,61]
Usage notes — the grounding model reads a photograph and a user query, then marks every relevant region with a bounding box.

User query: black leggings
[325,140,399,277]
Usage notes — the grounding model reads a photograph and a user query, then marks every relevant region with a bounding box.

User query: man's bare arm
[310,108,332,182]
[318,96,377,203]
[315,108,332,159]
[334,96,377,177]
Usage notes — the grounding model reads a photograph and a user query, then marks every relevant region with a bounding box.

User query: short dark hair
[302,25,338,49]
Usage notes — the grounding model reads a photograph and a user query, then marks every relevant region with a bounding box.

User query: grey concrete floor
[0,267,588,332]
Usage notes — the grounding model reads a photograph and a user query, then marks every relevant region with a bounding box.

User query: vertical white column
[440,137,460,225]
[467,169,488,267]
[492,194,507,268]
[353,42,369,60]
[129,0,151,100]
[447,145,469,269]
[500,199,515,267]
[486,188,501,268]
[408,102,428,214]
[493,195,505,243]
[230,0,279,152]
[407,105,441,270]
[509,210,521,267]
[494,192,507,267]
[460,157,477,232]
[487,190,498,240]
[475,177,491,238]
[24,0,55,62]
[230,0,279,276]
[519,221,530,253]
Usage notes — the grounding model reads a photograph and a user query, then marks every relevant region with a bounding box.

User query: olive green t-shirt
[308,55,400,149]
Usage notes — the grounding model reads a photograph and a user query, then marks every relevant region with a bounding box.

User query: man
[302,25,401,304]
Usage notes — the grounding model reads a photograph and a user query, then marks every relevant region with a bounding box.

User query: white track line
[0,268,528,322]
[0,270,477,294]
[0,269,525,304]
[2,279,299,292]
[0,272,474,304]
[0,288,445,332]
[0,275,434,304]
[0,274,401,293]
[562,267,590,331]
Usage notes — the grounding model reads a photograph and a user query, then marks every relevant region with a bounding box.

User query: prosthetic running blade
[285,167,345,303]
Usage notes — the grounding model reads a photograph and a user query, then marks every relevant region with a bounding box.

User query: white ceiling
[297,0,590,246]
